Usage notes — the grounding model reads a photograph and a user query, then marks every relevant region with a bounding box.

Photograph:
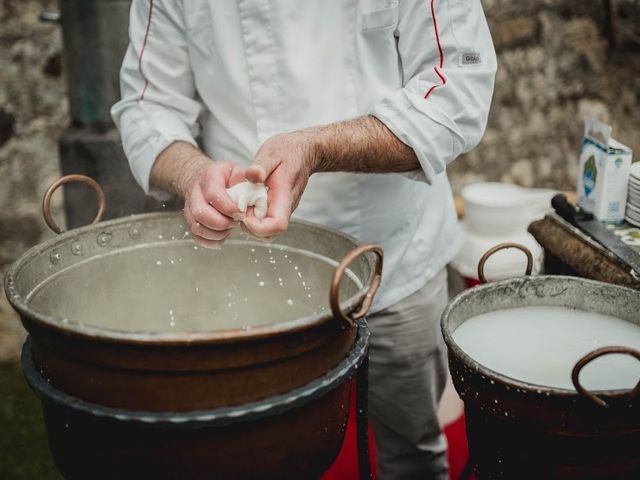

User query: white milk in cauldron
[452,306,640,391]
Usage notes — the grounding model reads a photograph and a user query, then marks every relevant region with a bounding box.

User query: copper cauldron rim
[441,274,640,399]
[5,212,375,346]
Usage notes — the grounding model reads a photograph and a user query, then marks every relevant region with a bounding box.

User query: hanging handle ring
[477,242,533,284]
[42,175,106,234]
[571,346,640,409]
[330,245,383,328]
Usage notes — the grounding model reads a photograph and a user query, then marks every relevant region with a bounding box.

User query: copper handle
[42,175,106,234]
[477,242,533,284]
[330,245,383,328]
[571,346,640,409]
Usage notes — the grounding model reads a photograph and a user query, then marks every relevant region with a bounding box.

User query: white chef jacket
[111,0,497,311]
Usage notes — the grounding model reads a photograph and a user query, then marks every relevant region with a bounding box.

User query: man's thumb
[246,153,280,184]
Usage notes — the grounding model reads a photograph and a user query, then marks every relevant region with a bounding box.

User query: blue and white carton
[577,119,632,223]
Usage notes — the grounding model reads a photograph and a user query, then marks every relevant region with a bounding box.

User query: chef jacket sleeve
[111,0,201,197]
[370,0,497,183]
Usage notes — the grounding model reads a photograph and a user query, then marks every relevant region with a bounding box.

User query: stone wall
[450,0,640,191]
[0,0,65,360]
[1,0,639,360]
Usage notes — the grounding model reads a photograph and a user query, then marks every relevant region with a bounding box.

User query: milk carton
[577,119,632,223]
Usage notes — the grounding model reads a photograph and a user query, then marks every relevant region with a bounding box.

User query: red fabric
[321,387,377,480]
[137,0,154,102]
[424,0,447,99]
[464,277,481,289]
[321,389,469,480]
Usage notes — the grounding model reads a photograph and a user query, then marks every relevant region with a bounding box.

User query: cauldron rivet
[97,232,112,246]
[50,251,61,264]
[71,242,83,256]
[128,225,141,239]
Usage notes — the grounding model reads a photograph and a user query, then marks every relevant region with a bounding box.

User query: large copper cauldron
[442,244,640,479]
[5,175,383,479]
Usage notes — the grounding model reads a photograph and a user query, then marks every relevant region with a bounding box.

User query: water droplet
[258,281,265,287]
[156,260,162,266]
[287,299,293,306]
[251,248,256,253]
[157,234,164,240]
[256,272,260,277]
[193,246,199,250]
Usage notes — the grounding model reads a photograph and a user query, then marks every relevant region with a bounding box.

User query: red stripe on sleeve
[424,0,446,99]
[137,0,154,102]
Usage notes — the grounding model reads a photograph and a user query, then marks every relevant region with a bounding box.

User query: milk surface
[28,242,362,333]
[452,306,640,390]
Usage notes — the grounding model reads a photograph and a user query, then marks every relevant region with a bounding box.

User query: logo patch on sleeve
[459,52,481,66]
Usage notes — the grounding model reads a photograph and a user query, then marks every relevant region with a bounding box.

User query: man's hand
[151,142,246,248]
[242,116,420,239]
[242,132,316,239]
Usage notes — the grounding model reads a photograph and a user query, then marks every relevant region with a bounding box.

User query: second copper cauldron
[442,244,640,479]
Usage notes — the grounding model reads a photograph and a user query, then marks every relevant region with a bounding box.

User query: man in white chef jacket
[112,1,496,478]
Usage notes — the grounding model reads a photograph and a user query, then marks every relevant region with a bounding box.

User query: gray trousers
[368,269,449,480]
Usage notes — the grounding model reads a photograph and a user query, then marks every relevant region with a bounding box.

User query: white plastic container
[452,182,547,284]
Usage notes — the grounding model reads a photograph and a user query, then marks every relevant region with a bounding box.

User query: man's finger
[243,197,289,238]
[189,191,239,230]
[240,222,274,243]
[192,233,225,250]
[246,151,281,184]
[228,164,248,187]
[191,222,234,241]
[201,168,244,219]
